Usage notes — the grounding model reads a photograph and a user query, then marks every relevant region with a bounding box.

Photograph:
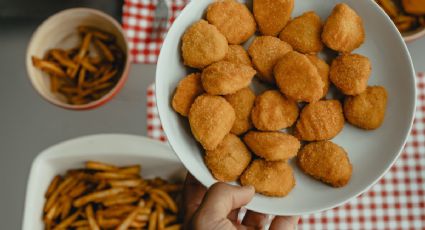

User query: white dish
[156,0,416,215]
[22,134,185,230]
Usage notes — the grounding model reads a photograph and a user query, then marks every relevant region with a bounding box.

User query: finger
[183,173,207,228]
[228,209,240,222]
[269,216,300,230]
[241,210,269,228]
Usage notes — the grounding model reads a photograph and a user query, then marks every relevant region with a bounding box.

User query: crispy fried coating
[205,134,252,182]
[298,141,352,187]
[279,11,324,54]
[344,86,388,130]
[322,3,365,53]
[248,36,293,83]
[206,0,256,44]
[274,51,324,103]
[181,20,228,69]
[240,159,295,197]
[402,0,425,15]
[307,55,330,98]
[222,45,252,67]
[201,61,256,95]
[225,88,256,135]
[189,95,235,150]
[295,100,345,141]
[253,0,294,36]
[330,54,371,95]
[251,90,299,131]
[172,73,204,116]
[243,131,300,161]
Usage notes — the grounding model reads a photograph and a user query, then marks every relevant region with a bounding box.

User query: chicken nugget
[244,131,300,161]
[222,45,252,67]
[279,11,324,54]
[253,0,294,36]
[248,36,293,83]
[189,95,235,150]
[344,86,388,130]
[205,134,252,182]
[181,20,228,69]
[298,141,352,187]
[240,159,295,197]
[224,88,256,135]
[251,90,299,131]
[307,55,330,98]
[402,0,425,15]
[330,54,371,95]
[206,0,256,44]
[172,73,204,116]
[274,51,324,103]
[201,61,256,95]
[322,3,365,53]
[295,100,345,141]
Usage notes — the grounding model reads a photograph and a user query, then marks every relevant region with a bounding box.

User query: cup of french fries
[26,8,130,109]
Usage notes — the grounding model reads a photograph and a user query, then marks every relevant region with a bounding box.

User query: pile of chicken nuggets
[172,0,388,197]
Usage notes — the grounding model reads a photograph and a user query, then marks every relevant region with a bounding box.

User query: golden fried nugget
[181,20,228,69]
[224,88,256,135]
[330,54,371,95]
[206,0,256,44]
[222,45,252,67]
[298,141,352,187]
[251,90,299,131]
[253,0,294,36]
[295,100,345,141]
[172,73,204,116]
[244,131,300,161]
[279,11,324,54]
[205,134,252,182]
[189,95,235,150]
[274,51,324,103]
[322,3,365,53]
[248,36,293,83]
[201,61,256,95]
[344,86,388,130]
[240,159,295,197]
[307,55,330,98]
[402,0,425,15]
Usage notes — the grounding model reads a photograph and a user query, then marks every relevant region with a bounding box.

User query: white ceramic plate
[156,0,416,215]
[22,134,185,230]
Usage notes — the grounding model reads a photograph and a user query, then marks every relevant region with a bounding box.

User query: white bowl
[22,134,185,230]
[156,0,416,215]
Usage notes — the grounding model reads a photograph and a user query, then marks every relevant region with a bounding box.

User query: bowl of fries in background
[376,0,425,42]
[26,8,130,110]
[22,134,186,230]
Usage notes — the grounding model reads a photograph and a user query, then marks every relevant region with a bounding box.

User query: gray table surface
[1,18,424,229]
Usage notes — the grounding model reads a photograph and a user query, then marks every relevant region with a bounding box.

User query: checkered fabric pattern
[146,73,425,229]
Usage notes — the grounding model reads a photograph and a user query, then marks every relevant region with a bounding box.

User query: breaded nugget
[172,73,204,116]
[181,20,228,69]
[189,95,235,150]
[243,131,300,161]
[201,61,256,95]
[222,45,252,67]
[307,55,330,98]
[330,54,371,95]
[279,11,324,54]
[240,159,295,197]
[322,3,365,53]
[344,86,388,130]
[253,0,294,36]
[295,100,345,141]
[205,134,252,182]
[206,0,256,44]
[248,36,293,83]
[298,141,352,187]
[274,51,324,103]
[224,88,256,135]
[251,90,299,131]
[402,0,425,15]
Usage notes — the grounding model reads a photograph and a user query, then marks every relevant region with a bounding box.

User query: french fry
[81,58,98,73]
[116,206,141,230]
[68,182,87,198]
[102,205,135,218]
[94,39,114,62]
[150,189,178,213]
[377,0,399,18]
[53,210,80,230]
[160,184,183,193]
[85,161,119,171]
[148,209,158,230]
[136,214,149,222]
[85,204,100,230]
[94,171,137,180]
[50,49,78,69]
[45,175,62,198]
[78,33,93,60]
[32,56,66,77]
[103,195,139,206]
[75,227,90,230]
[164,224,182,230]
[60,196,72,220]
[44,202,58,224]
[150,193,168,208]
[109,179,142,187]
[99,218,121,228]
[73,187,125,207]
[78,68,86,89]
[118,165,141,175]
[78,26,115,42]
[44,176,75,212]
[157,205,165,230]
[71,220,89,227]
[50,75,60,93]
[164,215,177,226]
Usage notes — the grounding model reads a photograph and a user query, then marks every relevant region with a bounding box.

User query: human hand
[183,173,299,230]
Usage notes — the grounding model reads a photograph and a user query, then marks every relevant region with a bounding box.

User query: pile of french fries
[32,26,125,105]
[376,0,425,32]
[43,161,182,230]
